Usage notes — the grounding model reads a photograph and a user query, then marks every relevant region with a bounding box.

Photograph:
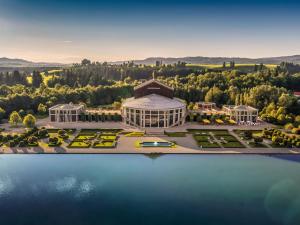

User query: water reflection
[0,176,15,197]
[266,154,300,163]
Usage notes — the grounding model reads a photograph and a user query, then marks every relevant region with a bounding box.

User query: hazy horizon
[1,0,300,63]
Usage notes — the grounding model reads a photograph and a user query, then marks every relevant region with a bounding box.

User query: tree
[205,86,224,106]
[18,109,26,118]
[112,101,121,110]
[295,115,300,125]
[81,59,91,66]
[0,107,5,122]
[38,103,47,115]
[32,71,43,88]
[187,102,195,110]
[23,114,36,128]
[284,123,294,131]
[9,111,22,127]
[253,136,263,144]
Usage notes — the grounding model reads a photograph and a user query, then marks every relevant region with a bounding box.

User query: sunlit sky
[0,0,300,63]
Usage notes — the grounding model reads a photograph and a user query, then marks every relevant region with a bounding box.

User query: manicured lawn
[100,135,117,141]
[80,129,122,133]
[47,128,76,134]
[125,132,144,137]
[198,141,220,148]
[93,140,116,148]
[222,141,245,148]
[193,134,220,148]
[215,134,238,142]
[68,141,91,148]
[75,134,97,140]
[48,141,62,147]
[248,142,268,148]
[165,132,187,137]
[187,129,230,136]
[193,135,210,142]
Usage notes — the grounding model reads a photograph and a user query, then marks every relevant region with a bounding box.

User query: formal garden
[67,129,122,148]
[188,129,245,148]
[186,113,237,125]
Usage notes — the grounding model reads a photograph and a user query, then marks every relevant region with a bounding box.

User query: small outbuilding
[49,103,85,122]
[222,105,258,123]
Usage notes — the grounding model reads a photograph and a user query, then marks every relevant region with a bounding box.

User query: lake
[0,154,299,225]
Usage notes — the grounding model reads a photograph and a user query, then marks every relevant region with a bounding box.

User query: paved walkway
[2,134,300,154]
[0,119,299,154]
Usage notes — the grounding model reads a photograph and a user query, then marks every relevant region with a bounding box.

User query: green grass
[80,129,122,134]
[165,132,187,137]
[93,140,116,148]
[75,134,97,140]
[187,129,229,135]
[197,141,221,148]
[215,135,238,142]
[222,141,245,148]
[46,128,76,134]
[48,141,62,147]
[248,142,268,148]
[193,135,210,142]
[68,141,91,148]
[125,132,144,137]
[99,135,117,141]
[193,134,220,148]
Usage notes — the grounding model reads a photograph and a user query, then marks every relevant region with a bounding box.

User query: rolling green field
[186,63,278,69]
[27,69,62,85]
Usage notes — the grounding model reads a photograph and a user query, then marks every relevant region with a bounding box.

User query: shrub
[253,136,263,143]
[28,136,38,144]
[49,137,59,143]
[291,128,300,135]
[244,130,253,139]
[284,123,294,131]
[19,141,27,147]
[58,129,66,136]
[38,129,48,138]
[8,140,17,147]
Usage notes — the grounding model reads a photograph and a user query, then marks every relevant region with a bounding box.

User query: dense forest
[0,59,299,126]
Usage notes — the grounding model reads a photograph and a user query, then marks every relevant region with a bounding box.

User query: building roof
[197,102,216,105]
[223,105,258,111]
[122,94,186,110]
[134,79,173,91]
[49,103,84,110]
[294,92,300,97]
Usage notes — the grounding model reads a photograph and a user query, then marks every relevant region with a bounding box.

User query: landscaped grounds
[190,129,245,148]
[67,129,121,149]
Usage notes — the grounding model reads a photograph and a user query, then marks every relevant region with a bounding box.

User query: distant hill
[112,55,300,65]
[0,57,63,67]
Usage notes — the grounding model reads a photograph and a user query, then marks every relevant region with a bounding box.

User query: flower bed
[99,135,117,141]
[75,134,97,140]
[93,140,116,148]
[125,132,144,137]
[68,140,91,148]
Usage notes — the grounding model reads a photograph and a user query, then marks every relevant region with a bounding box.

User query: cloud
[63,40,72,43]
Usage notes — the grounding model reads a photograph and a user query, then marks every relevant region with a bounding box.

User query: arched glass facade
[122,107,186,128]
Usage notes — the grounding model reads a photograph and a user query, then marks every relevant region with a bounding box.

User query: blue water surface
[0,154,299,225]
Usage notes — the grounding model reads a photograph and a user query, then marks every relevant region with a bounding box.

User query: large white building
[122,79,186,128]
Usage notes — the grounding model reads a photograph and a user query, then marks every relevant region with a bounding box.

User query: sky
[0,0,300,63]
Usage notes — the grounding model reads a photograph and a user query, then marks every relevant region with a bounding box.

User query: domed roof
[122,94,186,110]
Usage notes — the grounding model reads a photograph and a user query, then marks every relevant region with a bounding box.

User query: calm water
[0,155,300,225]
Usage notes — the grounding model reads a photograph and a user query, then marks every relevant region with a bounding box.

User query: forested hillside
[0,59,299,126]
